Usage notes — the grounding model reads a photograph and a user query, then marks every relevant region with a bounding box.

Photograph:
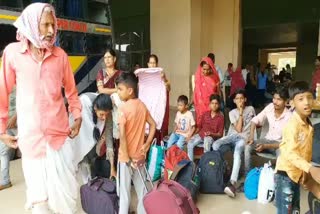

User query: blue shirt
[257,73,267,90]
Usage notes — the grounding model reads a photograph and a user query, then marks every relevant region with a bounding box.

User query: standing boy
[167,95,196,150]
[275,81,320,213]
[116,72,156,214]
[187,94,224,161]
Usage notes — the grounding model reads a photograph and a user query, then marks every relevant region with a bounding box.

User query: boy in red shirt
[187,94,224,161]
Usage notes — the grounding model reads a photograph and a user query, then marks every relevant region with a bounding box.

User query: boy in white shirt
[167,95,195,150]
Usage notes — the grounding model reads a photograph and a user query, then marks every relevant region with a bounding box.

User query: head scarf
[13,3,57,50]
[193,57,220,125]
[230,67,246,97]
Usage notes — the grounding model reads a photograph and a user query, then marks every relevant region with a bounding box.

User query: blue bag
[244,167,261,200]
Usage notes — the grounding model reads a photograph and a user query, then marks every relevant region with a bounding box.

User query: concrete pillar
[150,0,191,105]
[151,0,241,106]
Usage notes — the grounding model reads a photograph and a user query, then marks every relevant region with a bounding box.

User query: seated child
[187,94,224,161]
[212,89,256,198]
[167,95,195,150]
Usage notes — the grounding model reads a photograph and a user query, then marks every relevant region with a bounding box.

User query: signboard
[57,18,87,33]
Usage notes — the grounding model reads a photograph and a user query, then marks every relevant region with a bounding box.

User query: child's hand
[110,169,117,180]
[310,166,320,184]
[0,134,18,149]
[247,139,254,145]
[140,143,150,155]
[255,144,265,152]
[185,136,191,143]
[131,159,145,169]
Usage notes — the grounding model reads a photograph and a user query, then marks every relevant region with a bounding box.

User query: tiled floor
[0,155,310,214]
[0,108,313,213]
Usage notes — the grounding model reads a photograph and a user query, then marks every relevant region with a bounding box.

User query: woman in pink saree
[194,57,220,125]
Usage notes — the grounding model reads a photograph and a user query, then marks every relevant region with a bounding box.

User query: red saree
[193,57,220,126]
[230,67,246,97]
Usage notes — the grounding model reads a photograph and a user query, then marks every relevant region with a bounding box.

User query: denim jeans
[244,138,280,175]
[187,134,214,161]
[167,133,186,150]
[275,173,300,214]
[0,129,16,186]
[212,134,245,183]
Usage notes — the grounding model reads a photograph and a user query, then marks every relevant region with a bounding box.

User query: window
[86,34,112,55]
[58,31,85,55]
[115,31,150,71]
[53,0,111,25]
[58,31,112,56]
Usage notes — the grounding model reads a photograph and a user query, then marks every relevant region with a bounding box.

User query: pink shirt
[251,103,292,142]
[0,42,81,159]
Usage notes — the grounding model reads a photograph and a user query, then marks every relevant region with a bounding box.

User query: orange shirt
[0,42,81,159]
[118,98,150,163]
[276,112,314,183]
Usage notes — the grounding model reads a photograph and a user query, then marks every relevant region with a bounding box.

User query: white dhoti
[22,138,78,214]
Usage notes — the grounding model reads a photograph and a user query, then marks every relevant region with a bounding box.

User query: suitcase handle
[88,177,117,193]
[88,177,104,191]
[137,164,154,193]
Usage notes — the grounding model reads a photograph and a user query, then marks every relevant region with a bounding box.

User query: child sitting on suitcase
[167,95,196,150]
[186,94,224,161]
[116,72,156,214]
[275,81,320,213]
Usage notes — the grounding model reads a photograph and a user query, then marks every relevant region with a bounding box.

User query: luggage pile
[80,141,232,213]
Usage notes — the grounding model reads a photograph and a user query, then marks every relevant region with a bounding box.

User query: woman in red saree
[194,57,220,125]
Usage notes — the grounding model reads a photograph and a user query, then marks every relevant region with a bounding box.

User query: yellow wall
[150,0,191,105]
[151,0,241,106]
[198,0,241,68]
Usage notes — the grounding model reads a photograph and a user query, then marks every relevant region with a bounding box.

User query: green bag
[147,140,165,181]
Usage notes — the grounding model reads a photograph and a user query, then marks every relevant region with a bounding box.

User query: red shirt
[0,42,81,158]
[198,111,224,139]
[312,69,320,92]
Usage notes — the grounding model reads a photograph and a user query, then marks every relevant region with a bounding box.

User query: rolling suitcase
[137,163,200,214]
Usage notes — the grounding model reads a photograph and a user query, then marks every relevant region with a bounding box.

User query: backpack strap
[170,161,190,180]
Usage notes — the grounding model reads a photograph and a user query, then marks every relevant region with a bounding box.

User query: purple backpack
[80,177,119,214]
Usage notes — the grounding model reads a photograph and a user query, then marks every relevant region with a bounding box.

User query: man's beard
[40,34,53,42]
